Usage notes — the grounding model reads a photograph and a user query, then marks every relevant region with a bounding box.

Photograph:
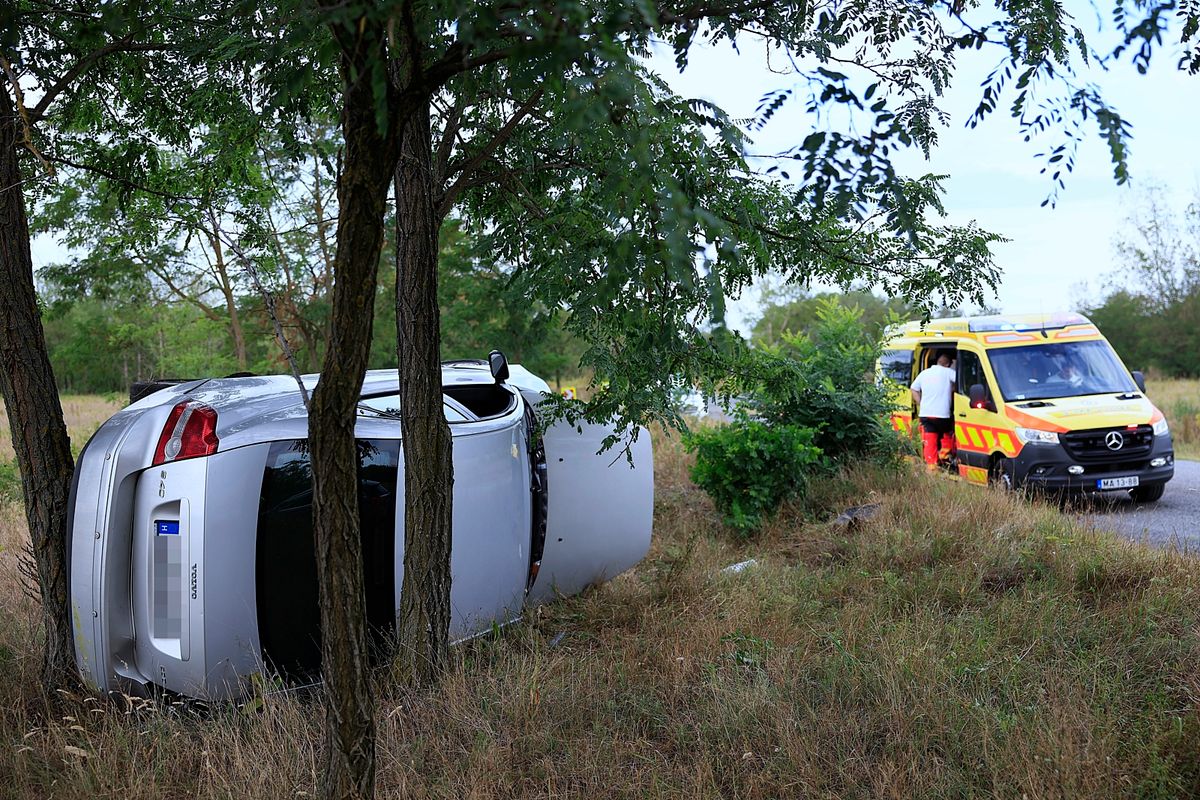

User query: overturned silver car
[69,359,653,700]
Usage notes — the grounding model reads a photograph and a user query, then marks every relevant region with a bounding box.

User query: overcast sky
[30,6,1198,336]
[647,4,1200,330]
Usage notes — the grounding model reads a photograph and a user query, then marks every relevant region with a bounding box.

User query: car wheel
[989,456,1015,492]
[1130,482,1165,503]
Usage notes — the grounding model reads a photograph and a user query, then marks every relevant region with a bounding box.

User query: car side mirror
[488,349,510,384]
[969,383,995,412]
[1131,370,1146,393]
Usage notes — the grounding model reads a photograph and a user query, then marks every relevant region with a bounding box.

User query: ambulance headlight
[1152,419,1170,437]
[1015,427,1059,445]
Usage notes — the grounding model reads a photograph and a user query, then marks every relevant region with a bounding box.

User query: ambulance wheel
[989,456,1015,491]
[1130,483,1165,503]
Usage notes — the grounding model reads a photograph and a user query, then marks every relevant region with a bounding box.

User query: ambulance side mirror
[969,383,995,412]
[1131,370,1146,393]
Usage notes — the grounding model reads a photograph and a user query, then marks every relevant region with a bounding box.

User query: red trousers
[920,420,957,466]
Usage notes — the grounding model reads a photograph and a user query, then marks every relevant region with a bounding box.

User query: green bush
[744,297,901,462]
[685,421,822,535]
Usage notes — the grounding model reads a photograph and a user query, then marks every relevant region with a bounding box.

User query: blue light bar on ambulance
[967,313,1090,333]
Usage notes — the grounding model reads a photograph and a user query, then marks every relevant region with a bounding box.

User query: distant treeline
[1087,290,1200,377]
[1084,186,1200,378]
[38,220,585,394]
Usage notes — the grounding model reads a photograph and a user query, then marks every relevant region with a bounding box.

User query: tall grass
[0,394,125,464]
[1147,377,1200,459]
[1,401,1199,797]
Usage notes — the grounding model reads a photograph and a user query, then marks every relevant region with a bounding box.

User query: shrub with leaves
[685,420,822,534]
[742,298,901,462]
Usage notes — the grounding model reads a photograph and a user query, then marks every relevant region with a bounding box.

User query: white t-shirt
[911,364,956,418]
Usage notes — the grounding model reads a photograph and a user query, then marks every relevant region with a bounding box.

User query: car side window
[957,350,991,398]
[878,349,913,386]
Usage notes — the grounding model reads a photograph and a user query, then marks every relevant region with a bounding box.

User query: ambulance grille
[1060,425,1153,462]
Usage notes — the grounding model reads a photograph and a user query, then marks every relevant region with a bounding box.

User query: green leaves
[739,298,903,463]
[686,420,822,535]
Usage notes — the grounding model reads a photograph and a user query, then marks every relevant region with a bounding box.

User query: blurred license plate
[1097,476,1139,489]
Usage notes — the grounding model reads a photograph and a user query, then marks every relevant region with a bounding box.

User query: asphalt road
[1080,459,1200,548]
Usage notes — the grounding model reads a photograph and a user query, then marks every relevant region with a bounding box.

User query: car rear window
[256,439,399,680]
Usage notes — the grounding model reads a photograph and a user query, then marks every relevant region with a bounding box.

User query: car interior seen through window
[442,383,518,419]
[957,350,990,399]
[357,394,472,423]
[987,341,1138,401]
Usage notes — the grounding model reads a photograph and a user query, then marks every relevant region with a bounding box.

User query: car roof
[177,363,498,409]
[154,363,528,451]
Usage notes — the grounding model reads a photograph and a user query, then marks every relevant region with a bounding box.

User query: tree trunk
[0,86,79,690]
[393,98,453,688]
[309,16,399,800]
[207,210,248,371]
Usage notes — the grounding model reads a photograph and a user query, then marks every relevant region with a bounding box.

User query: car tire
[1130,482,1165,503]
[989,456,1015,492]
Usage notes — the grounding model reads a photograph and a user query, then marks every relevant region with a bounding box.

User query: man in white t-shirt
[910,350,957,468]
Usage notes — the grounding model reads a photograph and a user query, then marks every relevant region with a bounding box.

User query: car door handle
[957,413,967,418]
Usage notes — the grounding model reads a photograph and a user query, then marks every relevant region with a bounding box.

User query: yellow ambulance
[878,312,1174,500]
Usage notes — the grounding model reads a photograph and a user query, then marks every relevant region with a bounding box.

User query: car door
[878,346,916,437]
[954,345,1017,484]
[528,421,654,604]
[359,392,533,642]
[393,415,531,642]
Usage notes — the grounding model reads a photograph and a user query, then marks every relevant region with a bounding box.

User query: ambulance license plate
[1097,476,1139,490]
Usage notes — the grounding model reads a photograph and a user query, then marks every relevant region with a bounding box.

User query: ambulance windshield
[988,340,1137,401]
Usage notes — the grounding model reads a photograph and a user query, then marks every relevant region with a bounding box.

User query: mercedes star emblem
[1105,431,1125,451]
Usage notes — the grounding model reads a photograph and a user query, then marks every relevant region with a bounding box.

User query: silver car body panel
[414,422,533,641]
[130,445,269,698]
[70,365,653,700]
[530,422,654,603]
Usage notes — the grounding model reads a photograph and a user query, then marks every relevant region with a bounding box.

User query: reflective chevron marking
[899,415,1021,458]
[957,464,989,484]
[956,421,1021,457]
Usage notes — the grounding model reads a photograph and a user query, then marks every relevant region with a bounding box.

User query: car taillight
[153,401,219,465]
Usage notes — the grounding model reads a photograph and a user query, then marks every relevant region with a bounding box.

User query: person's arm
[910,373,923,408]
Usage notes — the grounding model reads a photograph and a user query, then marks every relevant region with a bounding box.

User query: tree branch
[0,55,54,175]
[31,38,181,121]
[438,87,544,216]
[147,263,223,322]
[433,97,464,185]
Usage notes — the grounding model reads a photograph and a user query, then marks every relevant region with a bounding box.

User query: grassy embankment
[1146,377,1200,460]
[0,390,1199,797]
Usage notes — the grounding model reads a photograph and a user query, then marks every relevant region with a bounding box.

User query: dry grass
[1146,377,1200,460]
[2,405,1200,797]
[0,394,125,464]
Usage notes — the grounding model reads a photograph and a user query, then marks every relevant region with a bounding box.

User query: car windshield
[988,340,1137,401]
